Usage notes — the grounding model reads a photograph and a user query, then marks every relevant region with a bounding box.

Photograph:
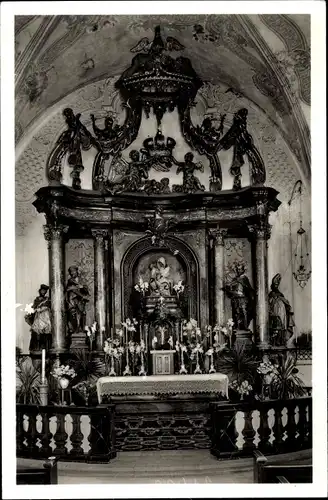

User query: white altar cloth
[97,373,229,403]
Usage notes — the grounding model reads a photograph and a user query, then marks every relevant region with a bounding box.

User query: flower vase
[108,355,116,377]
[59,377,70,389]
[194,351,202,374]
[209,354,216,374]
[179,349,188,375]
[123,347,131,376]
[138,351,146,376]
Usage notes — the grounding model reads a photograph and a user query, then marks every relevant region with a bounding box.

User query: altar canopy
[97,374,229,403]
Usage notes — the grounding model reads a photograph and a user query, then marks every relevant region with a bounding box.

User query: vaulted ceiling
[15,14,310,184]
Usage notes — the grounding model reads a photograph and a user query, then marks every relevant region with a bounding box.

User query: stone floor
[17,449,312,484]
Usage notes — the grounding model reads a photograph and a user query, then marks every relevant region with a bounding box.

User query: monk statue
[65,266,90,334]
[269,273,295,346]
[224,261,255,332]
[25,284,52,352]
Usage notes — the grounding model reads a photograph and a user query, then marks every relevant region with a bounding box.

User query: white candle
[41,349,46,384]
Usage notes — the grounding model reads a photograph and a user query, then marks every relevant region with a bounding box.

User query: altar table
[97,373,229,403]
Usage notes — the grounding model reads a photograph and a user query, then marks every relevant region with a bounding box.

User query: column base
[70,331,88,350]
[235,330,253,348]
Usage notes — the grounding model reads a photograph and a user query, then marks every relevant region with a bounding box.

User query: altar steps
[17,449,311,485]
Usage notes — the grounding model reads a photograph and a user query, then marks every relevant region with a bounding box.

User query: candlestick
[41,349,46,384]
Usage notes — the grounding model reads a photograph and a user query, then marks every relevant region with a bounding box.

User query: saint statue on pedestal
[269,273,295,346]
[65,266,90,334]
[224,261,255,331]
[25,284,52,352]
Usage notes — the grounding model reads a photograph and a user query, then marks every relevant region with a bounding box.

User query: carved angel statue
[106,150,151,194]
[172,152,205,194]
[218,108,266,190]
[90,113,124,189]
[46,108,94,187]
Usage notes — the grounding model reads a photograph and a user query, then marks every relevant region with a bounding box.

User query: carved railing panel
[210,397,312,458]
[16,405,116,463]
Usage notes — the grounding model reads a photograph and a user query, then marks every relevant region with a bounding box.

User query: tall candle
[41,349,46,384]
[180,323,183,343]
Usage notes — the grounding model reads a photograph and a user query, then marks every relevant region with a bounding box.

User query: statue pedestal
[150,350,175,375]
[234,330,253,349]
[70,331,88,350]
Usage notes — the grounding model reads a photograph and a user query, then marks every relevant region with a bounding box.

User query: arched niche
[121,236,199,322]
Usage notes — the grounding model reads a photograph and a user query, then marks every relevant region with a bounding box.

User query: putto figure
[25,284,52,352]
[269,273,295,346]
[172,152,205,193]
[65,266,90,334]
[224,261,255,331]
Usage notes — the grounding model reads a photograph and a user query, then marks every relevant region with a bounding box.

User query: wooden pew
[253,450,312,484]
[17,456,59,485]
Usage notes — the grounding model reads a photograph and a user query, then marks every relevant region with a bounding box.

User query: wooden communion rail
[16,397,312,462]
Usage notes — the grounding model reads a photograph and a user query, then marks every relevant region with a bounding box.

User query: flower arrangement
[230,379,253,399]
[121,317,138,344]
[173,280,185,298]
[213,319,234,346]
[51,365,76,380]
[256,355,306,400]
[134,277,149,296]
[104,339,124,376]
[85,321,98,350]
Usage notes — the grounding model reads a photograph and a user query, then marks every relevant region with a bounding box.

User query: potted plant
[269,354,307,400]
[216,343,259,401]
[16,357,41,404]
[69,349,105,405]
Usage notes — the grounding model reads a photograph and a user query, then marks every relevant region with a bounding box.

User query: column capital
[43,223,69,241]
[208,227,228,246]
[247,219,272,240]
[91,228,109,241]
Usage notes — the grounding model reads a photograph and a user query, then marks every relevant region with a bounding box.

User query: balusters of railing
[304,400,312,448]
[70,413,84,458]
[297,400,308,448]
[26,413,39,455]
[284,403,297,451]
[53,413,68,456]
[242,408,256,453]
[258,405,272,453]
[40,411,53,457]
[16,410,25,455]
[272,405,284,453]
[210,404,238,458]
[87,407,116,462]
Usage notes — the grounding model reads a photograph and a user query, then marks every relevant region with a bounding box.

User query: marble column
[91,229,109,351]
[248,219,272,349]
[209,228,228,329]
[44,223,69,353]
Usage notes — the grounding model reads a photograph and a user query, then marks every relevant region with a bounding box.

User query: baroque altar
[31,26,281,377]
